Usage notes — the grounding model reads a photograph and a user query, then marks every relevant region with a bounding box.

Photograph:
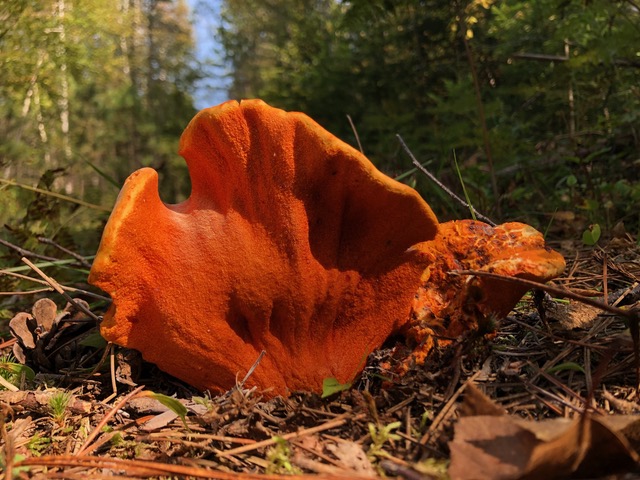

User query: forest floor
[1,233,640,479]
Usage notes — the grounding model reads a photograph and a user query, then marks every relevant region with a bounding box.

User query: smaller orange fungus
[403,220,566,366]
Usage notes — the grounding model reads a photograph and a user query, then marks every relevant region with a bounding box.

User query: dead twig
[21,257,102,323]
[37,236,92,269]
[419,369,485,447]
[0,178,111,212]
[0,288,54,296]
[217,413,367,457]
[1,408,14,480]
[15,454,370,479]
[346,114,364,154]
[0,267,109,301]
[76,385,145,455]
[450,269,639,321]
[396,135,496,226]
[236,350,266,391]
[0,238,60,263]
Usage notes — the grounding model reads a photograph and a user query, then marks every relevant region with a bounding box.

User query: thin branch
[396,135,496,226]
[460,23,501,217]
[394,160,432,182]
[16,453,371,479]
[0,238,59,263]
[512,52,568,62]
[0,178,111,212]
[21,257,102,323]
[0,267,110,301]
[450,269,639,321]
[0,288,53,296]
[76,385,146,456]
[87,342,115,394]
[217,412,367,457]
[419,370,485,445]
[513,52,640,68]
[37,236,92,268]
[346,114,364,154]
[236,350,266,390]
[0,375,19,392]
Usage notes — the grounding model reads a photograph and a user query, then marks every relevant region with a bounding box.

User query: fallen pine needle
[15,454,373,479]
[76,385,146,455]
[218,412,367,457]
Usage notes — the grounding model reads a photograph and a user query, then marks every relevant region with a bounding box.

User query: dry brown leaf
[567,416,639,478]
[459,383,506,417]
[31,298,58,334]
[521,416,588,479]
[449,415,539,480]
[449,384,640,479]
[325,439,376,476]
[288,436,376,477]
[115,349,141,386]
[138,410,180,431]
[127,396,171,414]
[9,312,36,349]
[545,299,601,330]
[598,415,640,455]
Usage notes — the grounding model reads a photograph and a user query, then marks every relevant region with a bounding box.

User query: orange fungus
[89,99,439,396]
[89,100,565,396]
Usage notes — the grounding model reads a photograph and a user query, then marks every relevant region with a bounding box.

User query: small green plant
[49,390,72,424]
[321,377,352,398]
[265,436,301,474]
[110,432,125,447]
[0,353,35,390]
[546,362,586,375]
[78,331,108,349]
[321,350,368,398]
[453,150,477,221]
[0,453,29,477]
[367,421,402,461]
[0,353,19,389]
[415,457,449,479]
[26,433,51,456]
[582,223,601,246]
[138,390,189,428]
[418,409,432,433]
[193,391,215,411]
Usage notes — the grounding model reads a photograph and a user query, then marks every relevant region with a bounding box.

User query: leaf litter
[1,233,640,479]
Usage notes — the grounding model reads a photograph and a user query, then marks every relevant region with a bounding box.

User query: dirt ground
[1,234,640,479]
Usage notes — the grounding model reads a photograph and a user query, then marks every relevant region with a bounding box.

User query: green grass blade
[452,150,477,221]
[0,178,111,212]
[394,160,432,182]
[0,257,95,274]
[84,160,121,189]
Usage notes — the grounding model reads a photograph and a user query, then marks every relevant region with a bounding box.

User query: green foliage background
[220,0,640,229]
[1,0,198,305]
[1,0,639,305]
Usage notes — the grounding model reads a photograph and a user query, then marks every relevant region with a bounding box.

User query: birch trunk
[56,0,72,163]
[34,83,51,166]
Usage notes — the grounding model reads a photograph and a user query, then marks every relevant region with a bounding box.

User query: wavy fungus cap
[88,99,440,396]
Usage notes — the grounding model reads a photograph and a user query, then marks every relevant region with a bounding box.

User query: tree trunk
[56,0,72,163]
